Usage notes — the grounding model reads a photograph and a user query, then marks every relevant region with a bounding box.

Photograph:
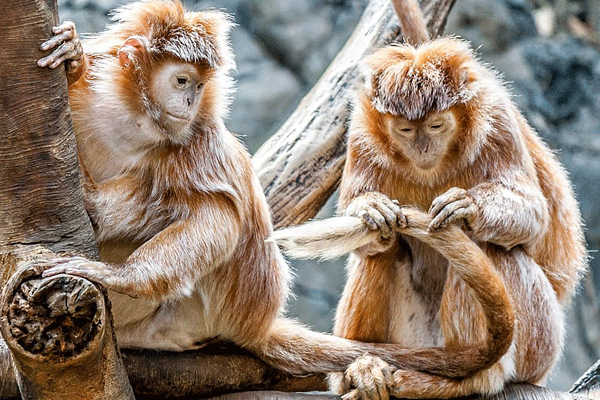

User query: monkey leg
[334,252,402,344]
[329,250,402,395]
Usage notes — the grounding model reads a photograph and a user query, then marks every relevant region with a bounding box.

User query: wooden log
[0,252,133,399]
[0,0,133,398]
[570,357,600,396]
[121,345,327,398]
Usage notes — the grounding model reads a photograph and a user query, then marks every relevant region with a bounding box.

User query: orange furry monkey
[272,0,587,398]
[37,0,520,381]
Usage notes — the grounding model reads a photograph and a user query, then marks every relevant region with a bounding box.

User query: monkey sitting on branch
[271,0,588,398]
[35,0,519,384]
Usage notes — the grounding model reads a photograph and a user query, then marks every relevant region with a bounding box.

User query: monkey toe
[344,354,395,400]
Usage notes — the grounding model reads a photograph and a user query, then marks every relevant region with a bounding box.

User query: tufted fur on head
[366,37,484,121]
[95,0,235,71]
[75,0,236,131]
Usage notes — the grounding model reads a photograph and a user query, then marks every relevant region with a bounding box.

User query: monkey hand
[42,257,139,298]
[344,192,407,239]
[37,22,85,81]
[429,187,479,231]
[341,354,396,400]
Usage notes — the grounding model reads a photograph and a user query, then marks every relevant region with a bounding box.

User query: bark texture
[0,0,96,263]
[0,0,132,398]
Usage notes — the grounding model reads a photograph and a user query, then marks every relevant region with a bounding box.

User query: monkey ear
[118,35,149,68]
[458,67,471,87]
[454,65,477,101]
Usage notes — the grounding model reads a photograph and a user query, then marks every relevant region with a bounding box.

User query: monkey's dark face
[386,110,457,170]
[149,61,207,142]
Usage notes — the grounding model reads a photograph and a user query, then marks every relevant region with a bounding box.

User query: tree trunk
[0,0,133,398]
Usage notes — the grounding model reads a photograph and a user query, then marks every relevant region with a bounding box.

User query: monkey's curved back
[521,117,587,304]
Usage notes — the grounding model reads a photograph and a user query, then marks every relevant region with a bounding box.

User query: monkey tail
[268,216,376,260]
[269,207,515,378]
[390,0,430,45]
[252,314,512,379]
[251,318,366,374]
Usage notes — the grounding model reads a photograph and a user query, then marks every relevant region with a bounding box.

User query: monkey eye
[430,124,443,129]
[176,76,189,87]
[398,127,413,134]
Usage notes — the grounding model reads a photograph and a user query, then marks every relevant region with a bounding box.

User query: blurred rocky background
[57,0,600,391]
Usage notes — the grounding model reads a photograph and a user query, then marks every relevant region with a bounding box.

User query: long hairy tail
[268,216,377,260]
[267,207,515,378]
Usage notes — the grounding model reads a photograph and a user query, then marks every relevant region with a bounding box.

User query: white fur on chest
[75,99,164,181]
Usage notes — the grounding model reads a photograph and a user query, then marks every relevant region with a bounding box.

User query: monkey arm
[430,173,549,250]
[44,172,242,298]
[42,202,241,299]
[118,205,241,299]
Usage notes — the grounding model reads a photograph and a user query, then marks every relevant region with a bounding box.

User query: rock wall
[56,0,600,391]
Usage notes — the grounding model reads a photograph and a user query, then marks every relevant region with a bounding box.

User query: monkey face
[386,110,457,170]
[149,61,207,142]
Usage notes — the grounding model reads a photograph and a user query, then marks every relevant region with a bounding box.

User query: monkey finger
[395,209,408,229]
[429,198,473,231]
[37,50,70,69]
[359,209,379,231]
[382,363,396,390]
[52,21,76,35]
[39,28,76,52]
[363,206,393,238]
[372,202,400,232]
[41,266,70,278]
[44,256,88,265]
[429,187,469,217]
[46,41,80,69]
[381,198,403,227]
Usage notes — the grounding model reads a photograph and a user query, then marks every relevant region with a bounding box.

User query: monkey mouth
[166,112,190,122]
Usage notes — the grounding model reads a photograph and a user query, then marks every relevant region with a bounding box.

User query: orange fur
[332,35,586,398]
[40,0,530,380]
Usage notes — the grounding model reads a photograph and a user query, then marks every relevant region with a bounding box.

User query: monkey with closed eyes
[270,0,587,398]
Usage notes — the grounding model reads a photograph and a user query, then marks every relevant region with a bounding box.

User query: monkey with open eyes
[36,0,523,381]
[270,0,588,398]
